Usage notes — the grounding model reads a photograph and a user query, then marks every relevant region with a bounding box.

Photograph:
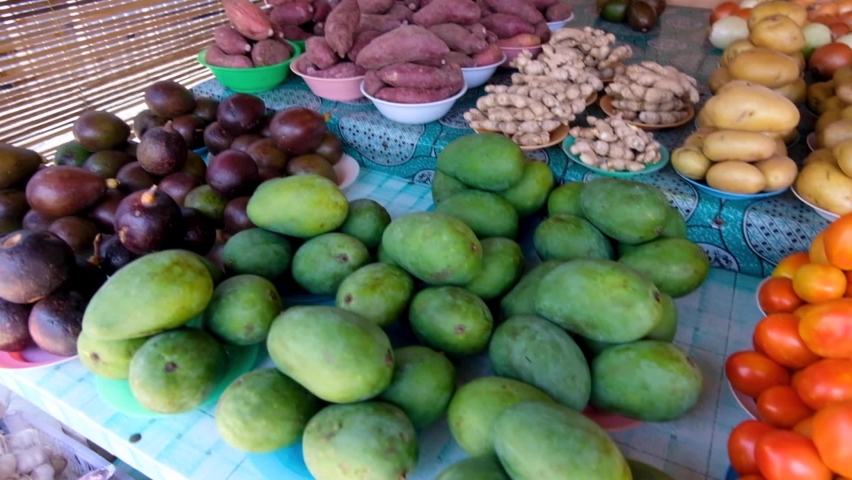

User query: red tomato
[758,278,804,314]
[798,297,852,358]
[729,420,776,475]
[710,1,740,23]
[726,351,791,398]
[755,430,832,480]
[792,358,852,410]
[793,416,814,438]
[812,401,852,477]
[738,476,765,480]
[756,385,813,428]
[753,313,821,369]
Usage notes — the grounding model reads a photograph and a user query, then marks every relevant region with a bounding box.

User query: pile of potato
[809,67,852,146]
[672,81,799,195]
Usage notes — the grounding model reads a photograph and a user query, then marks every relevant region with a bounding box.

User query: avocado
[180,207,216,255]
[0,230,75,304]
[73,111,131,152]
[25,166,106,217]
[192,97,219,123]
[137,126,188,176]
[184,185,228,224]
[314,132,343,165]
[246,138,288,173]
[54,141,92,167]
[181,151,208,181]
[206,150,260,199]
[82,150,134,179]
[601,0,630,22]
[28,289,86,356]
[204,122,235,155]
[0,144,42,189]
[89,189,126,232]
[627,0,658,32]
[114,186,185,254]
[143,80,196,118]
[170,115,206,150]
[640,0,667,16]
[158,172,200,206]
[0,299,32,352]
[22,210,57,232]
[116,162,159,193]
[231,134,264,153]
[219,94,267,136]
[0,190,29,235]
[285,154,338,184]
[223,197,255,234]
[48,216,99,255]
[72,256,108,299]
[93,234,138,276]
[132,110,168,140]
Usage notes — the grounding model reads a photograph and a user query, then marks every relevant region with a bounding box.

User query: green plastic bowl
[291,39,306,52]
[197,40,302,94]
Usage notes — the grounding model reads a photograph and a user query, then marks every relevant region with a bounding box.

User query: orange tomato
[792,263,847,303]
[793,416,814,438]
[793,358,852,409]
[842,11,852,26]
[845,270,852,297]
[734,7,751,19]
[840,0,852,14]
[759,277,804,314]
[773,252,810,279]
[810,233,829,265]
[753,313,821,369]
[794,303,818,318]
[829,21,852,39]
[799,297,852,358]
[738,476,765,480]
[729,420,776,476]
[824,214,852,269]
[711,1,740,23]
[755,430,833,480]
[812,401,852,477]
[756,385,814,428]
[726,351,791,398]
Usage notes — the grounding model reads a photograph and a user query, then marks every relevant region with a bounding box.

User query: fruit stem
[140,185,158,205]
[105,178,119,190]
[88,234,103,266]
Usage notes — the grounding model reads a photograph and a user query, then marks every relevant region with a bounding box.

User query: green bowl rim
[561,135,671,178]
[197,39,303,73]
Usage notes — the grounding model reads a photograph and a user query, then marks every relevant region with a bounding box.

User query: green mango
[647,292,678,342]
[436,457,510,480]
[465,237,525,300]
[432,170,470,203]
[339,198,391,249]
[376,241,397,266]
[628,460,677,480]
[83,250,214,340]
[77,332,147,380]
[434,190,519,239]
[493,402,631,480]
[247,174,348,238]
[437,133,525,191]
[291,233,370,296]
[533,214,614,262]
[618,238,710,298]
[202,275,282,346]
[216,369,321,453]
[661,207,687,238]
[448,376,553,457]
[546,181,584,217]
[266,306,394,403]
[497,160,555,217]
[499,260,563,319]
[335,263,414,327]
[381,212,483,286]
[303,402,418,480]
[591,340,703,422]
[580,178,670,244]
[409,286,493,357]
[489,315,591,411]
[535,259,663,343]
[222,228,292,280]
[55,141,91,167]
[379,346,456,429]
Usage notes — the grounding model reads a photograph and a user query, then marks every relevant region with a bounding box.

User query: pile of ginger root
[568,116,663,172]
[548,27,634,81]
[605,61,700,126]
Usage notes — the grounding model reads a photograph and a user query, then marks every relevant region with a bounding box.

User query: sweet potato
[348,30,383,61]
[417,57,449,67]
[443,51,476,68]
[374,85,460,103]
[214,26,251,55]
[484,0,545,24]
[358,14,405,33]
[412,0,481,27]
[222,0,274,41]
[268,0,301,5]
[377,62,463,89]
[534,21,551,43]
[306,36,340,69]
[481,13,534,39]
[206,45,254,68]
[251,39,293,66]
[476,0,492,14]
[270,2,314,26]
[386,3,414,21]
[294,56,316,74]
[472,44,504,66]
[357,0,394,13]
[355,25,449,70]
[403,0,421,10]
[274,24,314,40]
[485,30,498,43]
[466,23,488,38]
[545,2,573,21]
[496,33,541,47]
[313,0,334,22]
[364,70,387,96]
[533,0,559,8]
[325,0,361,56]
[428,24,487,55]
[306,61,367,78]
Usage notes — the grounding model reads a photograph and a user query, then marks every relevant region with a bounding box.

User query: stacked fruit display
[727,214,852,480]
[597,0,667,32]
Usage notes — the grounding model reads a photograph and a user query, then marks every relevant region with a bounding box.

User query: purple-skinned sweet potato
[274,24,314,40]
[386,3,414,21]
[485,29,498,43]
[476,0,492,14]
[546,2,573,21]
[472,44,504,66]
[306,61,367,78]
[314,22,326,35]
[206,45,253,68]
[402,0,421,9]
[214,26,251,55]
[325,0,361,56]
[313,0,334,22]
[270,2,314,26]
[357,0,394,13]
[377,62,463,89]
[466,23,488,38]
[267,0,300,5]
[443,51,476,68]
[222,0,274,40]
[251,39,294,66]
[348,30,382,61]
[363,70,387,96]
[534,21,551,43]
[374,85,460,103]
[428,23,488,55]
[412,0,481,27]
[533,0,559,8]
[305,36,340,69]
[355,25,449,70]
[484,0,545,24]
[357,14,405,33]
[481,13,534,39]
[496,33,541,47]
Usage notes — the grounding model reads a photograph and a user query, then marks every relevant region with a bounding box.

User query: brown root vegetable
[377,62,464,89]
[412,0,481,27]
[325,0,361,57]
[270,2,315,26]
[484,0,545,24]
[428,23,488,54]
[251,39,293,66]
[533,0,559,8]
[481,13,535,39]
[313,0,334,22]
[496,33,541,47]
[546,2,573,21]
[305,61,367,78]
[466,23,488,38]
[443,51,476,67]
[305,36,340,69]
[205,46,253,68]
[375,85,460,103]
[387,3,414,21]
[355,25,450,70]
[274,24,314,40]
[214,26,251,55]
[534,21,551,43]
[358,14,406,33]
[472,44,504,66]
[357,0,394,14]
[348,30,383,61]
[222,0,274,40]
[364,70,387,95]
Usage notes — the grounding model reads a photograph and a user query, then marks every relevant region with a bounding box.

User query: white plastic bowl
[360,83,468,124]
[547,12,574,31]
[462,53,507,88]
[791,186,840,222]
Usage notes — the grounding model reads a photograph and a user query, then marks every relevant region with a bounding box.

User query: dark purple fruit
[26,166,106,217]
[0,299,32,352]
[0,230,75,304]
[171,115,206,150]
[286,154,338,184]
[95,234,138,275]
[180,207,216,255]
[82,150,134,179]
[49,216,99,255]
[315,132,344,165]
[73,255,107,299]
[133,110,168,140]
[246,138,288,171]
[22,210,58,232]
[116,162,159,193]
[182,151,208,182]
[144,80,196,118]
[88,188,125,232]
[29,289,86,357]
[73,111,131,152]
[231,134,264,152]
[137,126,187,176]
[259,113,274,138]
[204,122,235,155]
[217,94,266,136]
[223,197,255,234]
[258,167,281,182]
[0,190,29,235]
[206,150,259,198]
[269,107,328,156]
[114,186,184,254]
[192,97,220,123]
[123,140,139,157]
[158,172,200,206]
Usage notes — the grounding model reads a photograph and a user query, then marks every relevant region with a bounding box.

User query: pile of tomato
[726,214,852,480]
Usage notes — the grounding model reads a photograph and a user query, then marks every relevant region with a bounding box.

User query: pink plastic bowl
[290,60,365,102]
[499,45,544,67]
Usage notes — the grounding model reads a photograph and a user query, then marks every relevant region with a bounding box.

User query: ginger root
[605,61,699,126]
[547,27,633,82]
[569,116,662,172]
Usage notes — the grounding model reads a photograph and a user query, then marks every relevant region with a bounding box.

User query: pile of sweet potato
[479,0,572,48]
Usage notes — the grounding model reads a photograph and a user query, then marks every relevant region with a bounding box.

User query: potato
[834,66,852,84]
[721,39,756,67]
[774,138,787,157]
[804,149,837,167]
[727,48,800,88]
[701,130,777,162]
[816,109,843,134]
[671,147,711,180]
[773,77,806,104]
[807,81,835,113]
[748,1,807,28]
[835,79,852,105]
[795,161,852,215]
[696,107,713,129]
[708,67,733,94]
[683,127,718,148]
[833,140,852,177]
[821,96,847,115]
[788,51,806,73]
[706,161,767,194]
[754,155,798,191]
[781,128,798,145]
[840,105,852,120]
[819,118,852,149]
[749,15,805,55]
[702,81,800,133]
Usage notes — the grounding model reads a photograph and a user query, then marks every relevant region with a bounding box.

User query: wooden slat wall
[0,0,241,158]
